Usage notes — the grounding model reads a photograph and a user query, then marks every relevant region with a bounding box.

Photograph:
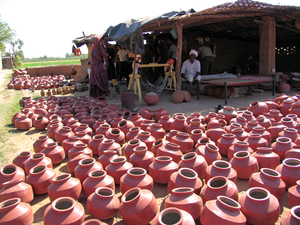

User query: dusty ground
[0,69,294,224]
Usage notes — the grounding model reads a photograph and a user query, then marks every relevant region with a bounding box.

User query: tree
[10,39,24,68]
[0,16,15,52]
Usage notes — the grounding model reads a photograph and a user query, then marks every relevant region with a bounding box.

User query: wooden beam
[174,20,183,91]
[276,24,300,34]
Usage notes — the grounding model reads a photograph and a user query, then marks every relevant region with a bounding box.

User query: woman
[90,36,110,99]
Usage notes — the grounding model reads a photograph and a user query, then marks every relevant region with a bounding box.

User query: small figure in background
[198,44,215,75]
[106,43,120,94]
[167,37,177,69]
[116,46,130,85]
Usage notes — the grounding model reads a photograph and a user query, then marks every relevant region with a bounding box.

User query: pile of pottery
[2,93,300,224]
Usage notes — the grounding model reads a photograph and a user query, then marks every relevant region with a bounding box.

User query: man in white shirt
[181,49,201,96]
[115,46,130,85]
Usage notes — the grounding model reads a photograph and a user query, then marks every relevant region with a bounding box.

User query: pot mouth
[100,124,110,129]
[74,143,87,148]
[284,127,297,133]
[256,147,273,153]
[96,187,114,197]
[123,187,141,202]
[291,206,300,220]
[283,158,300,167]
[213,160,231,169]
[79,158,95,166]
[237,116,247,122]
[217,196,241,209]
[31,153,45,159]
[179,168,197,179]
[0,198,20,209]
[281,117,293,122]
[46,142,57,148]
[182,152,197,160]
[53,197,75,211]
[177,132,189,138]
[222,133,235,138]
[133,146,148,153]
[153,139,163,146]
[174,115,186,121]
[128,139,140,145]
[2,164,16,175]
[247,187,270,201]
[53,173,71,182]
[156,156,172,162]
[110,128,120,135]
[235,141,249,146]
[276,137,292,143]
[170,130,180,135]
[18,151,31,157]
[159,208,183,225]
[118,120,127,128]
[166,142,180,149]
[128,167,147,176]
[89,170,106,178]
[190,118,201,123]
[191,129,203,135]
[129,127,140,132]
[207,144,219,152]
[208,176,228,188]
[111,157,126,163]
[30,165,46,174]
[171,187,194,194]
[261,168,281,178]
[140,131,151,136]
[79,123,89,128]
[234,151,250,158]
[37,135,48,141]
[93,134,105,140]
[198,137,211,144]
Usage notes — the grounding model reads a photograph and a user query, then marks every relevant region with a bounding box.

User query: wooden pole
[174,20,183,90]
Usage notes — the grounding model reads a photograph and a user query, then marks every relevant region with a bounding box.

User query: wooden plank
[199,76,272,86]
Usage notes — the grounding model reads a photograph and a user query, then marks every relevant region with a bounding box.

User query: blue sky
[0,0,299,58]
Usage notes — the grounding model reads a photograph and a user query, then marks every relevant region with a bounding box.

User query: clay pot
[168,168,203,195]
[200,196,246,225]
[268,109,284,122]
[149,156,179,184]
[33,135,54,153]
[238,187,280,225]
[98,139,121,156]
[244,134,268,152]
[248,101,268,117]
[88,134,105,156]
[74,123,93,136]
[144,92,159,105]
[279,127,299,142]
[74,158,103,183]
[240,110,256,122]
[178,152,208,178]
[82,170,115,198]
[55,126,74,144]
[125,127,141,142]
[276,158,300,189]
[120,167,153,194]
[230,115,248,127]
[285,146,300,160]
[75,131,92,145]
[136,131,155,151]
[0,164,25,192]
[33,115,49,130]
[123,139,147,160]
[171,115,188,132]
[171,90,184,104]
[165,129,180,142]
[164,187,203,221]
[218,106,238,123]
[288,180,300,208]
[206,124,227,144]
[26,165,56,195]
[171,132,194,153]
[230,128,249,141]
[152,207,195,225]
[119,187,158,225]
[256,115,272,129]
[187,118,206,134]
[229,151,259,179]
[158,115,174,131]
[156,142,183,164]
[289,102,300,118]
[252,147,280,170]
[68,143,93,159]
[97,150,118,169]
[87,187,120,220]
[280,205,300,225]
[105,128,125,146]
[67,153,91,175]
[43,197,85,225]
[278,82,291,93]
[272,137,296,160]
[0,179,34,203]
[138,108,153,120]
[47,174,81,202]
[146,123,165,140]
[196,143,222,165]
[153,108,169,122]
[217,134,237,156]
[190,129,207,146]
[24,153,52,175]
[140,119,154,131]
[106,157,133,184]
[118,119,135,135]
[129,146,155,171]
[14,115,32,130]
[0,198,33,225]
[41,142,65,165]
[201,176,239,203]
[250,126,271,145]
[12,151,31,171]
[66,119,81,132]
[282,117,297,128]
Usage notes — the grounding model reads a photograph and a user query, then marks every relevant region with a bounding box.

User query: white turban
[189,49,198,57]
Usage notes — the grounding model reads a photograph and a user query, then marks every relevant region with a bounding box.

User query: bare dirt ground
[0,69,294,224]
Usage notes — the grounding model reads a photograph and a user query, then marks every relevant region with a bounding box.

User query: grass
[22,59,80,67]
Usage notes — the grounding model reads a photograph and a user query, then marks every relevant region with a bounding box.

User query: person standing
[181,49,201,96]
[90,36,110,99]
[198,44,215,75]
[167,37,176,70]
[106,43,120,93]
[116,46,129,85]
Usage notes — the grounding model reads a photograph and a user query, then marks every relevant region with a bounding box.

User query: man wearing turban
[180,49,201,96]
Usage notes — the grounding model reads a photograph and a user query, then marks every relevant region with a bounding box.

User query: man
[198,44,215,75]
[181,49,201,96]
[167,37,176,69]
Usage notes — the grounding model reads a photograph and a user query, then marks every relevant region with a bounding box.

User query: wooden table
[197,76,274,104]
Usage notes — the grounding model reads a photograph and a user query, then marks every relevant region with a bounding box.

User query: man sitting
[181,49,201,96]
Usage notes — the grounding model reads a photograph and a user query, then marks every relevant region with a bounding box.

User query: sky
[1,0,299,59]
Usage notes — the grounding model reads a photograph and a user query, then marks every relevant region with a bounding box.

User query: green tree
[10,39,24,68]
[0,17,15,52]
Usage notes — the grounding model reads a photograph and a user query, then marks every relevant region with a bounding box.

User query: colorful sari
[90,36,110,98]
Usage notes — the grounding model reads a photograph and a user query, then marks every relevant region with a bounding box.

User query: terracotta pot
[272,137,296,160]
[98,139,121,156]
[282,117,297,128]
[150,139,167,156]
[87,187,120,220]
[230,115,248,127]
[0,198,33,225]
[82,170,115,198]
[178,152,208,178]
[285,146,300,160]
[26,165,56,195]
[106,157,133,184]
[252,147,280,170]
[225,122,242,133]
[119,187,158,225]
[105,128,125,146]
[164,187,203,221]
[249,168,286,199]
[200,196,246,225]
[46,124,60,141]
[55,126,74,144]
[276,158,300,189]
[218,106,238,123]
[33,115,49,130]
[97,150,118,169]
[248,101,269,117]
[229,151,259,179]
[250,126,271,144]
[33,135,54,153]
[146,123,165,140]
[201,176,239,203]
[14,115,32,130]
[151,207,195,225]
[288,180,300,208]
[129,146,155,171]
[196,143,222,165]
[144,92,159,106]
[244,134,268,152]
[206,125,227,144]
[171,115,188,132]
[140,119,155,131]
[41,142,65,165]
[149,156,179,184]
[268,109,283,122]
[171,132,194,154]
[278,82,291,93]
[118,119,135,135]
[240,110,256,122]
[12,151,31,171]
[168,168,203,195]
[153,108,168,122]
[120,167,153,194]
[110,116,123,128]
[138,108,153,120]
[123,139,146,160]
[47,173,81,202]
[158,115,174,131]
[238,187,280,225]
[0,179,33,203]
[217,133,237,156]
[280,205,300,225]
[87,134,105,156]
[279,127,299,142]
[67,153,91,175]
[74,123,93,136]
[136,131,155,151]
[243,120,261,133]
[230,128,249,141]
[66,119,81,132]
[126,127,141,142]
[265,99,280,110]
[92,119,107,132]
[227,141,253,160]
[24,153,52,175]
[74,158,103,183]
[205,160,237,183]
[81,219,103,225]
[156,142,183,164]
[256,115,272,129]
[190,129,207,147]
[43,197,85,225]
[68,143,93,159]
[75,131,92,145]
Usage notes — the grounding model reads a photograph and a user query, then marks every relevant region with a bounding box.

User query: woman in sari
[90,36,110,99]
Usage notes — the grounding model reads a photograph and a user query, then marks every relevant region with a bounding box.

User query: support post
[174,20,183,91]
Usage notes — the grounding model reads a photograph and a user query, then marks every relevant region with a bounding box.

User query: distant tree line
[23,53,88,62]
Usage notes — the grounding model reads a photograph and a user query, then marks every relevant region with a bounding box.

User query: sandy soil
[0,69,294,224]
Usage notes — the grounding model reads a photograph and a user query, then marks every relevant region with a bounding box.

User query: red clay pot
[88,134,105,156]
[178,152,207,179]
[206,124,227,144]
[74,123,93,136]
[271,137,297,160]
[288,180,300,208]
[201,196,246,225]
[164,187,203,221]
[41,142,65,165]
[249,168,286,199]
[250,126,271,144]
[230,115,248,127]
[0,198,33,225]
[149,156,179,184]
[75,131,91,145]
[138,108,153,120]
[125,127,141,142]
[118,119,135,135]
[146,123,165,140]
[248,101,269,117]
[158,115,174,131]
[68,143,93,159]
[190,129,207,147]
[171,132,194,154]
[238,187,280,225]
[276,158,300,189]
[123,139,146,160]
[129,146,155,171]
[33,135,55,153]
[217,133,237,156]
[279,127,299,142]
[280,205,300,225]
[24,153,52,175]
[256,115,272,129]
[227,141,253,160]
[196,143,222,165]
[82,170,115,198]
[74,158,103,183]
[97,150,118,169]
[119,187,158,225]
[168,168,203,195]
[135,131,155,151]
[186,118,205,134]
[43,197,85,225]
[152,207,195,225]
[98,139,121,156]
[105,128,125,146]
[14,115,32,130]
[120,167,153,194]
[12,151,31,171]
[252,147,280,170]
[0,179,33,203]
[55,126,74,144]
[244,134,268,152]
[33,115,49,130]
[267,122,287,141]
[230,128,249,142]
[285,146,300,160]
[106,157,133,184]
[156,142,183,164]
[171,115,188,132]
[151,139,167,156]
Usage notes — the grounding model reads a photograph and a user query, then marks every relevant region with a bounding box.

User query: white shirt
[117,49,128,62]
[169,44,176,59]
[181,59,201,77]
